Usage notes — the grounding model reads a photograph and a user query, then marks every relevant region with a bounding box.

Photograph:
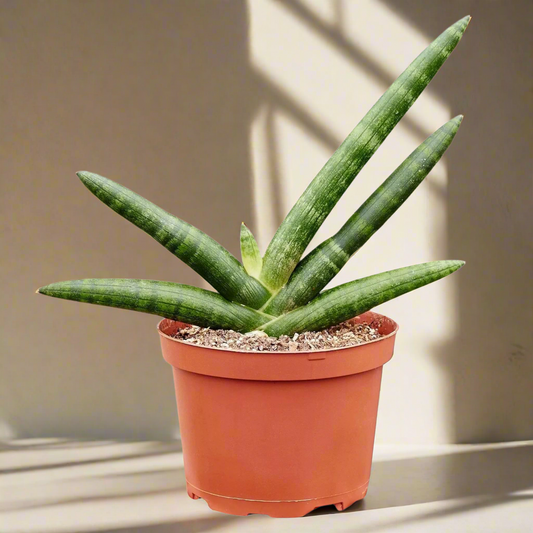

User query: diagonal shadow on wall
[262,0,533,444]
[379,0,533,443]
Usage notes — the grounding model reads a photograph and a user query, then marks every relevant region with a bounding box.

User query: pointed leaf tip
[458,15,471,27]
[447,16,471,38]
[445,259,466,273]
[37,285,51,295]
[76,171,94,184]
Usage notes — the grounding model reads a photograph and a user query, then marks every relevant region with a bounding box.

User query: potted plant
[38,16,470,517]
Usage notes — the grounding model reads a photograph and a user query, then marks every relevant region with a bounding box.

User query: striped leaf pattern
[77,172,270,309]
[259,261,464,337]
[38,279,272,332]
[263,115,463,315]
[259,16,471,292]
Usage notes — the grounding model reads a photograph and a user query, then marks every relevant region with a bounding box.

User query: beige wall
[1,0,531,443]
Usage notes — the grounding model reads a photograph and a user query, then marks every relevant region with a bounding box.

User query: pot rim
[157,311,399,355]
[158,311,399,380]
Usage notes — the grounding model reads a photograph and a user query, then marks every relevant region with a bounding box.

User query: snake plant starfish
[38,16,470,337]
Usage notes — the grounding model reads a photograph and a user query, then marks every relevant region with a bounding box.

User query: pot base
[186,481,368,518]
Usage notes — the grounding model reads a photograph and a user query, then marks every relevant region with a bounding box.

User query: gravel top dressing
[172,320,383,352]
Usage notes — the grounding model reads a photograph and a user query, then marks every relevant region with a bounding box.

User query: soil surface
[172,320,383,352]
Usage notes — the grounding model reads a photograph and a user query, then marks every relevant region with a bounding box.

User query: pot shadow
[308,443,533,516]
[93,516,240,533]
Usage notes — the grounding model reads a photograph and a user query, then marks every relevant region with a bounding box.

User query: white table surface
[1,439,532,532]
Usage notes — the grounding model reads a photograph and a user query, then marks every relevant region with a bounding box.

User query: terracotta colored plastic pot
[158,311,398,518]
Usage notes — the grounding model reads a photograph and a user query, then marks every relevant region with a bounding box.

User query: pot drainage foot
[187,488,200,500]
[186,481,369,518]
[333,488,367,512]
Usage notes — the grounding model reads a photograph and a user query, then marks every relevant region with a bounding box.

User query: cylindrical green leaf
[260,261,464,336]
[259,16,470,292]
[264,116,463,315]
[240,223,263,278]
[38,279,272,332]
[77,172,271,309]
